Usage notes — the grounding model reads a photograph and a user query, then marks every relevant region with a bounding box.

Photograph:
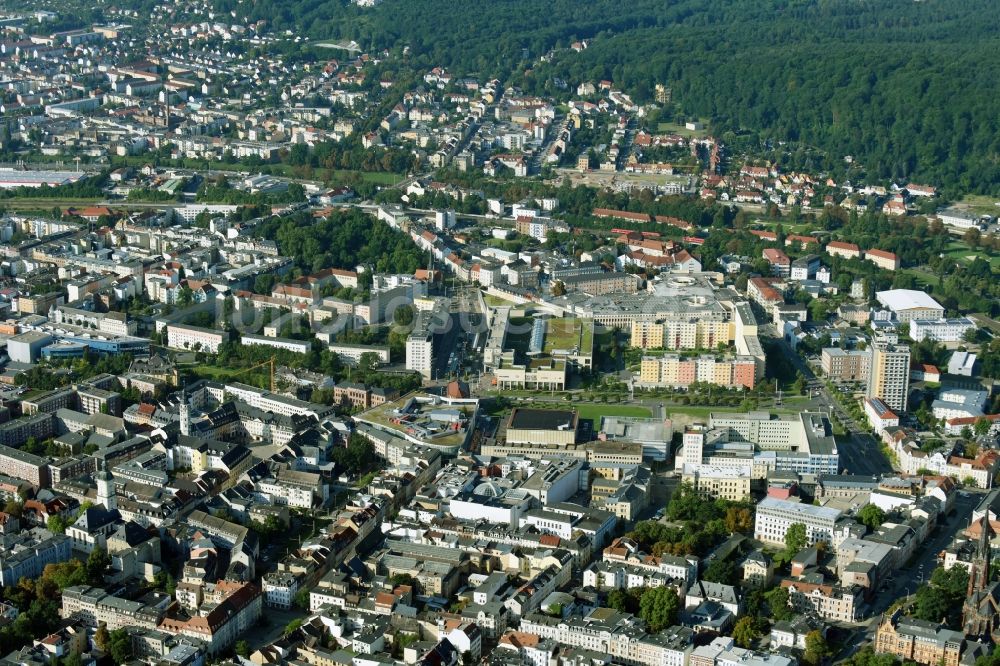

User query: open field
[898,267,937,289]
[656,121,710,138]
[187,364,243,380]
[187,364,268,387]
[955,194,1000,216]
[554,167,689,191]
[750,218,819,235]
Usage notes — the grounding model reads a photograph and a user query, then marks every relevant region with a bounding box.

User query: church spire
[970,515,993,595]
[963,514,996,640]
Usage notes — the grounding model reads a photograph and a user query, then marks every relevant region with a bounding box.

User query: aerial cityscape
[0,1,998,666]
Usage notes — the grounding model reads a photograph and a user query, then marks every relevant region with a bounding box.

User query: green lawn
[189,365,241,378]
[898,267,937,289]
[749,218,816,234]
[942,240,1000,268]
[187,364,268,387]
[484,294,519,307]
[544,319,580,350]
[656,121,709,138]
[575,403,652,429]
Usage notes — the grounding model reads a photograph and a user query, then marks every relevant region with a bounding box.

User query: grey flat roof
[508,408,577,431]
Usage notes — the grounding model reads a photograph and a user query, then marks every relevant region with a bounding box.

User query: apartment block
[21,388,75,415]
[866,249,900,271]
[821,348,870,382]
[781,579,860,622]
[630,320,733,351]
[0,528,72,586]
[559,272,641,295]
[638,354,757,389]
[909,318,975,343]
[77,386,122,417]
[867,342,911,412]
[166,324,230,353]
[61,586,166,630]
[0,443,51,487]
[825,241,861,260]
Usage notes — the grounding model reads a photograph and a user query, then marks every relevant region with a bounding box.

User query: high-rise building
[867,341,911,412]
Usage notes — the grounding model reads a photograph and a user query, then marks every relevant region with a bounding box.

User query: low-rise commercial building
[505,409,578,447]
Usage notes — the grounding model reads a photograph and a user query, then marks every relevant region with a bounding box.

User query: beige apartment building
[630,320,733,350]
[821,348,870,382]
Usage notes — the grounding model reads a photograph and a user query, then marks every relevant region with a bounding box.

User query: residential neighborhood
[0,3,997,666]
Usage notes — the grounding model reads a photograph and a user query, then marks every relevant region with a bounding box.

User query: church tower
[179,383,191,436]
[963,515,998,640]
[96,462,116,512]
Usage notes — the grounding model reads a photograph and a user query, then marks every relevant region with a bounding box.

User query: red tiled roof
[786,234,817,245]
[539,534,560,547]
[827,240,860,252]
[654,215,694,230]
[592,208,651,222]
[866,248,898,260]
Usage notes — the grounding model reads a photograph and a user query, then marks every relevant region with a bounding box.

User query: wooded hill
[211,0,1000,195]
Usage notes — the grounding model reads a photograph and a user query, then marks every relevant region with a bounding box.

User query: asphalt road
[775,337,893,477]
[872,490,980,611]
[833,490,983,660]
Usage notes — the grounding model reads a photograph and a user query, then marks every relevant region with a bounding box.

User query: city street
[832,490,983,660]
[775,337,894,477]
[871,490,981,613]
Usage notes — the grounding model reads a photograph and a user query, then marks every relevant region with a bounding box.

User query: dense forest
[209,0,1000,195]
[252,208,426,275]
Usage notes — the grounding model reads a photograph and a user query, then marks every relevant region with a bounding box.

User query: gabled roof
[73,506,120,532]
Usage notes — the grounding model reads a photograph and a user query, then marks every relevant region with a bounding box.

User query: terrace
[354,392,479,454]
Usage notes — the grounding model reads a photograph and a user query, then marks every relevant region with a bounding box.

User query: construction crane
[234,355,276,392]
